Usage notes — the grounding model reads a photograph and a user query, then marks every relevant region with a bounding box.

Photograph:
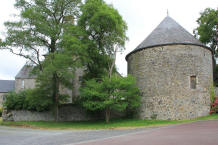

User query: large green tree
[78,0,136,123]
[0,0,84,121]
[78,0,128,79]
[0,0,130,121]
[78,0,138,123]
[35,25,87,120]
[194,8,218,56]
[80,75,141,123]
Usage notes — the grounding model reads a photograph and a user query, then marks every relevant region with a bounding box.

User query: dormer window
[21,80,25,89]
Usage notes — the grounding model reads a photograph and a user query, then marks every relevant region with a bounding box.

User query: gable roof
[0,80,15,93]
[15,65,36,79]
[126,16,211,59]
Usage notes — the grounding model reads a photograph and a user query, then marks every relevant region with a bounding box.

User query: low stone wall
[2,105,95,122]
[58,105,94,121]
[7,111,54,121]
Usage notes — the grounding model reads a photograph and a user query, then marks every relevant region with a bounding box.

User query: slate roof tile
[126,16,211,59]
[0,80,15,93]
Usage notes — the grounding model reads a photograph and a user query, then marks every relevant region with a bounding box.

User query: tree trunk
[52,72,59,122]
[105,108,111,123]
[108,47,118,80]
[50,39,59,122]
[106,48,117,123]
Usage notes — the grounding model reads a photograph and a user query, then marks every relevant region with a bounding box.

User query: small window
[190,76,196,89]
[21,80,25,89]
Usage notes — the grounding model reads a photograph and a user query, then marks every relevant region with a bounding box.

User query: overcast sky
[0,0,217,80]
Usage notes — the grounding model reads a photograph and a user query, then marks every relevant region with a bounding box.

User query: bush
[214,65,218,87]
[0,107,2,117]
[80,75,141,123]
[4,89,52,112]
[210,83,215,103]
[210,97,218,114]
[3,91,26,110]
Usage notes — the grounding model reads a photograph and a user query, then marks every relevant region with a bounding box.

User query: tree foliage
[35,25,87,102]
[78,0,128,79]
[3,89,56,112]
[194,8,218,56]
[0,0,86,121]
[78,0,134,123]
[0,0,130,122]
[214,64,218,86]
[1,0,82,68]
[80,75,141,123]
[0,107,2,117]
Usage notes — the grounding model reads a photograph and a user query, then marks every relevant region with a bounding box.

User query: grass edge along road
[0,114,218,130]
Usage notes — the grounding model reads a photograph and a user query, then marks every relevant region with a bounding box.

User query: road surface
[72,120,218,145]
[0,120,218,145]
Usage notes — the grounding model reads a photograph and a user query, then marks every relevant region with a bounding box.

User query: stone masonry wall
[72,68,85,99]
[2,105,125,121]
[15,78,36,93]
[15,68,84,103]
[3,105,94,121]
[127,45,213,120]
[0,93,6,108]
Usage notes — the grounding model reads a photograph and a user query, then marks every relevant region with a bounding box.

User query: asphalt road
[72,120,218,145]
[0,125,146,145]
[0,121,218,145]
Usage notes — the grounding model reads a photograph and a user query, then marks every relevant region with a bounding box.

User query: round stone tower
[126,16,213,120]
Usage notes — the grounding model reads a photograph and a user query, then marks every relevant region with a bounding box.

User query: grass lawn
[0,115,218,130]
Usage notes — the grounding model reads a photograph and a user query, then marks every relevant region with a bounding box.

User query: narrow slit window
[190,76,196,89]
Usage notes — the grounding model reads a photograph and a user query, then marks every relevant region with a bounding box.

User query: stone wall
[72,68,85,99]
[127,44,213,120]
[3,105,94,121]
[59,85,73,103]
[15,78,36,92]
[2,104,125,121]
[59,67,85,103]
[14,67,84,103]
[0,93,6,108]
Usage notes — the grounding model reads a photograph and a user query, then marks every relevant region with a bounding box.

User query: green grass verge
[0,115,218,130]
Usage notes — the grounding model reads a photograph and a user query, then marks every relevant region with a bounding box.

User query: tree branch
[8,48,39,65]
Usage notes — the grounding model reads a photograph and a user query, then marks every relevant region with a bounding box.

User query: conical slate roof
[126,16,211,59]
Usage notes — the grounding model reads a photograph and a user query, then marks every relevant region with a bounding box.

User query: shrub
[210,97,218,114]
[80,75,141,123]
[24,89,53,112]
[0,107,2,117]
[214,65,218,87]
[3,91,26,110]
[4,89,52,112]
[210,83,215,103]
